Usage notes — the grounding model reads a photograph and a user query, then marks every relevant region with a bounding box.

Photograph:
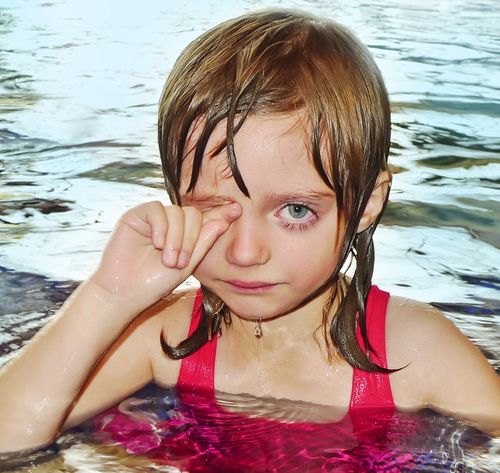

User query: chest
[152,333,354,409]
[213,332,355,409]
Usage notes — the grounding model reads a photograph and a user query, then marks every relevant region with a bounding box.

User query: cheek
[285,240,337,278]
[282,223,344,276]
[191,238,224,281]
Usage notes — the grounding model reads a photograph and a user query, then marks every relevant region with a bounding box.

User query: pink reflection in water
[94,388,420,473]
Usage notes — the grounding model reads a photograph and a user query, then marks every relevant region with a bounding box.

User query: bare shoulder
[385,295,459,360]
[384,297,449,408]
[387,294,453,329]
[385,295,490,369]
[385,295,500,435]
[128,285,198,341]
[385,294,488,378]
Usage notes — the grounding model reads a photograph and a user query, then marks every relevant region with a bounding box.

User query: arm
[0,280,143,453]
[0,201,241,453]
[62,299,160,431]
[387,299,500,435]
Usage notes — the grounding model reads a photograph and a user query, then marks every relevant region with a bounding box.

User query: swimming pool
[0,0,499,471]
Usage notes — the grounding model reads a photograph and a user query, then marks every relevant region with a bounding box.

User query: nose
[224,214,270,267]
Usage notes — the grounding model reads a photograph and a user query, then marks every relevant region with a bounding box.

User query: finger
[202,202,242,225]
[162,205,185,267]
[122,201,167,248]
[186,218,231,272]
[176,206,203,269]
[147,201,169,249]
[185,203,241,269]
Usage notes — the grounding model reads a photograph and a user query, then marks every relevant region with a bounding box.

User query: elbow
[0,412,61,454]
[0,433,58,456]
[0,439,59,471]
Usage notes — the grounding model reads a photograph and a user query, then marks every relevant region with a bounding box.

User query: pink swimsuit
[96,287,418,471]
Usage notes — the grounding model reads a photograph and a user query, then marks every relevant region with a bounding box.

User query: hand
[90,201,241,315]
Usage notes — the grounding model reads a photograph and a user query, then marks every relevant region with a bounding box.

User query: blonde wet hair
[158,9,392,371]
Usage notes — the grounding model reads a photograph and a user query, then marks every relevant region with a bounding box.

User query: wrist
[74,278,142,328]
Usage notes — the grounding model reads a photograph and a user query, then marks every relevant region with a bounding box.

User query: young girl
[1,8,499,456]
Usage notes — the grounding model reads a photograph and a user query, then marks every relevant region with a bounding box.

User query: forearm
[0,279,137,453]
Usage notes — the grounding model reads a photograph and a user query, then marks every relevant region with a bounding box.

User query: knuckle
[147,200,164,212]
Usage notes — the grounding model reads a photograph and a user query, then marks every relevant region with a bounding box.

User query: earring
[254,319,263,338]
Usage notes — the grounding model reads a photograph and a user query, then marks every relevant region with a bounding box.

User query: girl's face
[180,113,346,321]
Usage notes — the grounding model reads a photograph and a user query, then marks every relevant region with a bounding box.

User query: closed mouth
[224,280,277,290]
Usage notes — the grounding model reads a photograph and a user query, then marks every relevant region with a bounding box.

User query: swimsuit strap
[177,289,217,394]
[350,285,395,411]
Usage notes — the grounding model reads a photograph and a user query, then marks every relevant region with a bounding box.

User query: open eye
[276,203,318,231]
[284,204,311,220]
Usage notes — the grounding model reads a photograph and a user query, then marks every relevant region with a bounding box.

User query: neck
[225,286,339,353]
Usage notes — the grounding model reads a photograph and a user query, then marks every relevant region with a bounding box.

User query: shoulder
[384,295,487,369]
[383,297,451,404]
[385,295,457,352]
[118,286,198,348]
[384,294,482,376]
[385,295,500,434]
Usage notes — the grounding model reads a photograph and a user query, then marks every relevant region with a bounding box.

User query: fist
[90,200,241,313]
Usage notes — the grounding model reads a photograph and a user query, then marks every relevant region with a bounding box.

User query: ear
[357,170,391,233]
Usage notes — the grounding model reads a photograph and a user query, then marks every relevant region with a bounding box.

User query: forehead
[180,113,332,199]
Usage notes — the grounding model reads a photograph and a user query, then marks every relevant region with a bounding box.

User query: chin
[222,295,300,321]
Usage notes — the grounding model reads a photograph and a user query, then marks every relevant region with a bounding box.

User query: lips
[224,280,277,292]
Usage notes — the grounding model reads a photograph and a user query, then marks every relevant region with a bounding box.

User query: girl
[1,9,499,455]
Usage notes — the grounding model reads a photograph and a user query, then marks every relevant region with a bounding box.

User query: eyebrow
[266,190,336,202]
[182,190,335,205]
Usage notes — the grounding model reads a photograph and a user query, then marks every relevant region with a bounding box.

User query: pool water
[0,0,499,471]
[1,384,497,473]
[0,384,498,472]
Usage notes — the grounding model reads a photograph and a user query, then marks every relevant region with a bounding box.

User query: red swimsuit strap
[177,289,217,393]
[351,285,395,411]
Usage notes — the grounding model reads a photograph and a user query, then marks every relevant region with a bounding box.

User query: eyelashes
[276,203,318,232]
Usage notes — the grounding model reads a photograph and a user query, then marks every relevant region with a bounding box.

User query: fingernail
[177,250,190,268]
[163,248,178,267]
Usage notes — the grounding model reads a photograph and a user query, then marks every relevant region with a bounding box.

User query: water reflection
[0,385,495,473]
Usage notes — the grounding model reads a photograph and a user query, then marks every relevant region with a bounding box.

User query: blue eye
[277,202,318,231]
[285,204,310,220]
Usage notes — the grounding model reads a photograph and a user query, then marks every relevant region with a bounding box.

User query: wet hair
[158,9,392,372]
